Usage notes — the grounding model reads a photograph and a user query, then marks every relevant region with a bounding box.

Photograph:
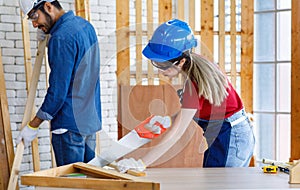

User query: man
[17,0,102,166]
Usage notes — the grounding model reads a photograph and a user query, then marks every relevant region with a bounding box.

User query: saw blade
[88,130,151,167]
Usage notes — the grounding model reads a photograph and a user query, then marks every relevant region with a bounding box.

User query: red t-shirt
[181,82,243,120]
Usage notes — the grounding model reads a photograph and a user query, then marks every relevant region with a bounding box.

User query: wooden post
[135,0,142,84]
[75,0,90,21]
[147,0,154,85]
[201,0,214,61]
[20,12,41,173]
[240,0,254,114]
[0,47,14,190]
[291,0,300,161]
[116,0,130,139]
[218,0,225,71]
[159,0,172,23]
[230,0,237,87]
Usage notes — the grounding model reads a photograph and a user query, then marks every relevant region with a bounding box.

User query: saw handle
[134,115,167,139]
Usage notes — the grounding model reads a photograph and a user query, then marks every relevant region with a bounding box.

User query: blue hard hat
[142,19,197,63]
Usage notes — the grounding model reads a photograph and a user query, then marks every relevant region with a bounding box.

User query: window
[253,0,291,162]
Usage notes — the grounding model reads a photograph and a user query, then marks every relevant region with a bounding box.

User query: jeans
[195,109,255,167]
[52,130,96,167]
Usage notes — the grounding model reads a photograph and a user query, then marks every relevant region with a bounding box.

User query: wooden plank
[0,47,14,190]
[136,0,142,84]
[201,0,214,61]
[177,0,185,20]
[159,0,172,23]
[218,0,225,71]
[75,0,90,21]
[21,163,159,190]
[116,0,130,139]
[240,0,253,114]
[0,98,10,190]
[8,39,47,190]
[147,0,154,85]
[21,10,41,173]
[291,0,300,161]
[189,0,195,31]
[158,0,172,84]
[21,13,33,90]
[230,0,237,87]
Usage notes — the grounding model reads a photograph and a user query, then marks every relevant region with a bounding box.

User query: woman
[142,18,255,167]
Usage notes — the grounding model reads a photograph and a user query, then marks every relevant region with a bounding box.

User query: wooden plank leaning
[7,38,47,190]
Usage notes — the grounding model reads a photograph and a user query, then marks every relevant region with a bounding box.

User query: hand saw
[88,114,174,167]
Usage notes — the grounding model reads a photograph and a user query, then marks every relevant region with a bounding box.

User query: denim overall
[195,109,255,167]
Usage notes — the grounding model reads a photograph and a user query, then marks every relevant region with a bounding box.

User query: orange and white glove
[144,115,172,134]
[116,158,146,173]
[16,124,39,148]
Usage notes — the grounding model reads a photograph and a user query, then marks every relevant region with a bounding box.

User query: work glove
[116,158,146,173]
[36,29,46,41]
[144,115,172,134]
[16,124,39,148]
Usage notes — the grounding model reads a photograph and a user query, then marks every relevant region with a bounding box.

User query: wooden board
[291,0,300,161]
[119,85,206,168]
[21,162,160,190]
[0,47,14,190]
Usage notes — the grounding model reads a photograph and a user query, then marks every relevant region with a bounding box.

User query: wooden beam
[135,0,142,84]
[159,0,172,23]
[177,0,185,20]
[8,39,47,190]
[230,0,237,87]
[291,0,300,161]
[75,0,90,21]
[218,0,226,71]
[116,0,130,139]
[240,0,254,114]
[0,48,12,190]
[201,0,214,60]
[147,0,154,85]
[21,12,41,173]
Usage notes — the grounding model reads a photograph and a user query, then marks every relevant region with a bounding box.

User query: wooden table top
[142,167,300,189]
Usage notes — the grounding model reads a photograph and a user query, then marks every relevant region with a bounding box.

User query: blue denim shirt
[36,11,102,135]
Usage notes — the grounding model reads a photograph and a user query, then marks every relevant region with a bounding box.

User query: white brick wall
[0,0,118,189]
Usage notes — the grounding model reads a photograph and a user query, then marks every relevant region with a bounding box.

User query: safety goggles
[151,60,179,70]
[28,11,39,21]
[27,2,44,21]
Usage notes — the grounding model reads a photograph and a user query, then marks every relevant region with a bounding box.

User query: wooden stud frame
[116,0,254,130]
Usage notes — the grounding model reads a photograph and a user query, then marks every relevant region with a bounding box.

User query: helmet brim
[142,43,180,63]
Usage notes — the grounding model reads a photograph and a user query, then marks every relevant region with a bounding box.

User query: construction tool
[262,158,292,174]
[262,165,278,173]
[88,115,171,168]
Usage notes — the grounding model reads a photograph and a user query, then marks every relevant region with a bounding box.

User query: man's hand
[144,115,172,134]
[16,124,39,148]
[116,158,146,173]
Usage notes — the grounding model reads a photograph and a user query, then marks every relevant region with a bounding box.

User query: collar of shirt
[50,11,74,35]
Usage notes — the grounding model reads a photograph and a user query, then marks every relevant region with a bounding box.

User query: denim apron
[195,108,254,167]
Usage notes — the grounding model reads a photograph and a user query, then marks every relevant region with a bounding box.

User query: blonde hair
[182,52,229,106]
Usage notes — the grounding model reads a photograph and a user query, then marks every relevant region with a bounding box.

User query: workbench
[140,167,300,189]
[25,165,300,189]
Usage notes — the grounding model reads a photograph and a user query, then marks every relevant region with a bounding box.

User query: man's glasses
[151,60,179,71]
[28,11,39,21]
[27,2,44,21]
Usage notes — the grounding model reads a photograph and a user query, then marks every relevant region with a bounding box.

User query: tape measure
[262,165,278,173]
